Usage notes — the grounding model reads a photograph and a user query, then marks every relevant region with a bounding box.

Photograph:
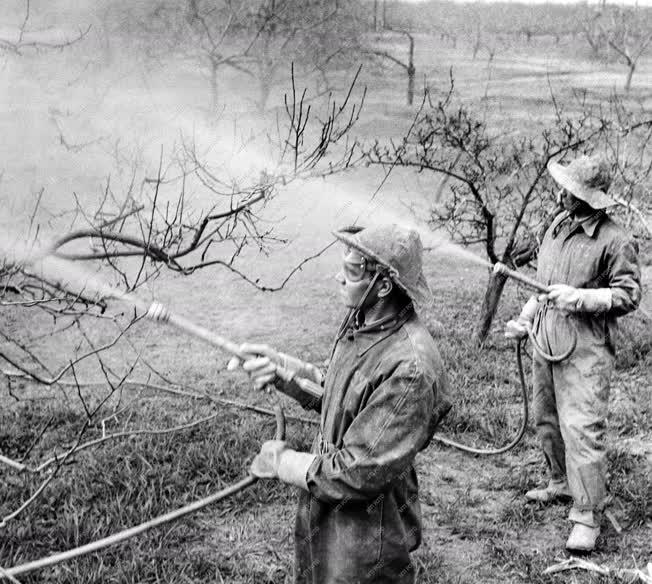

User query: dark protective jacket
[292,306,450,584]
[535,210,641,355]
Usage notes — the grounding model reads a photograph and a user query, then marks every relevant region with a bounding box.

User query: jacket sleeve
[277,377,323,413]
[606,237,641,317]
[305,360,435,503]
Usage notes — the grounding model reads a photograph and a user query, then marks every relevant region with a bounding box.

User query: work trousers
[532,308,614,527]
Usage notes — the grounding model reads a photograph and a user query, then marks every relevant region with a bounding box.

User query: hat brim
[548,161,615,210]
[332,229,434,309]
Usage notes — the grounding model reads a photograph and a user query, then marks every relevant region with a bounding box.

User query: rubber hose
[431,338,529,455]
[2,407,286,579]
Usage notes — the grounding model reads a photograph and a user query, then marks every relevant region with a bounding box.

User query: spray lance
[141,302,324,401]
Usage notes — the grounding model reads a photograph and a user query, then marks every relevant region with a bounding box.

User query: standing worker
[229,224,451,583]
[505,154,641,552]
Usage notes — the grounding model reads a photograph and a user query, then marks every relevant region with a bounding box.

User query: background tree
[0,0,90,55]
[139,0,363,114]
[363,28,417,105]
[138,0,256,113]
[579,5,652,92]
[244,0,363,111]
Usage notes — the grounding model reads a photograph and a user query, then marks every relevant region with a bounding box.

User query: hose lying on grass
[0,407,286,581]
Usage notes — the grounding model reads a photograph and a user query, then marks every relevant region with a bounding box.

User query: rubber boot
[566,523,600,552]
[525,479,572,503]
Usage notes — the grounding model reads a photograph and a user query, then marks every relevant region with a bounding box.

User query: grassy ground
[1,29,651,584]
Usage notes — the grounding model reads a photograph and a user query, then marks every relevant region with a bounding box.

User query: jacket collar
[346,303,414,357]
[553,210,605,239]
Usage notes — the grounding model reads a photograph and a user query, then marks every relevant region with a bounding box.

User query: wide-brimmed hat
[547,154,615,210]
[332,223,433,308]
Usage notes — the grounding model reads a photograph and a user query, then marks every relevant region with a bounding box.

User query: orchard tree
[363,28,417,105]
[0,0,90,54]
[141,0,363,113]
[140,0,257,113]
[244,0,363,111]
[580,5,652,92]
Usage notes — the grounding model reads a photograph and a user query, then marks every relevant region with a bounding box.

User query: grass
[0,399,300,583]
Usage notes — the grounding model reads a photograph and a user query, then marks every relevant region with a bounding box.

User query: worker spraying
[505,154,641,553]
[217,224,451,584]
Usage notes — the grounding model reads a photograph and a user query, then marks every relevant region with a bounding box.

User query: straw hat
[547,154,615,210]
[332,224,433,308]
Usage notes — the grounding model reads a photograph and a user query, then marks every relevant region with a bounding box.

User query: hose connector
[145,302,171,324]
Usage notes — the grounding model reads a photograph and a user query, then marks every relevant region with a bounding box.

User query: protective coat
[290,306,450,584]
[532,210,640,526]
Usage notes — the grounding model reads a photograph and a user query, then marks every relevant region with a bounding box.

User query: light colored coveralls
[532,210,640,526]
[286,306,450,584]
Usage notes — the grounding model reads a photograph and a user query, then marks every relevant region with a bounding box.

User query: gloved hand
[505,295,538,339]
[227,343,284,391]
[504,318,531,339]
[539,285,612,313]
[227,343,322,390]
[538,284,581,311]
[250,440,287,478]
[251,440,316,489]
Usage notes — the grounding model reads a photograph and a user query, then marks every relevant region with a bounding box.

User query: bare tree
[602,8,652,92]
[245,0,362,112]
[140,0,362,114]
[0,0,90,55]
[138,0,258,113]
[362,29,416,106]
[580,5,652,92]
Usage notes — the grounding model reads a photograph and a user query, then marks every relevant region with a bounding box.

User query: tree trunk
[475,270,508,346]
[210,60,219,113]
[625,62,635,92]
[373,0,378,32]
[472,30,481,60]
[407,65,415,106]
[407,36,415,106]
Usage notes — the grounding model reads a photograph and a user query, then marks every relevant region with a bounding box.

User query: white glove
[250,440,316,490]
[504,318,531,340]
[226,343,281,391]
[226,343,322,390]
[539,285,612,313]
[505,295,538,339]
